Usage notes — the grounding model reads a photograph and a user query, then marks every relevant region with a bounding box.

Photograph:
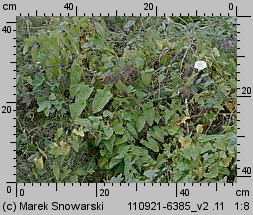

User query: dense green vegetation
[17,16,237,183]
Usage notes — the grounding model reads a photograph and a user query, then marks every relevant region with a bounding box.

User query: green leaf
[52,163,60,181]
[74,118,93,131]
[115,80,128,92]
[204,163,219,178]
[69,174,78,183]
[182,146,192,160]
[182,144,201,161]
[103,127,113,140]
[55,127,63,140]
[37,98,50,113]
[219,167,230,176]
[70,65,83,97]
[143,107,155,126]
[109,157,122,169]
[88,116,103,130]
[95,22,106,38]
[144,137,159,152]
[104,136,115,154]
[164,109,173,123]
[84,35,116,55]
[69,135,79,153]
[123,19,136,30]
[191,145,201,160]
[127,123,137,137]
[48,142,63,157]
[198,134,224,142]
[38,147,47,160]
[136,116,146,133]
[69,83,82,98]
[94,133,102,146]
[200,143,213,154]
[124,154,133,176]
[70,84,93,120]
[113,121,125,135]
[148,126,165,143]
[140,68,154,86]
[75,166,86,176]
[213,100,224,110]
[131,145,148,156]
[49,93,56,101]
[60,166,71,181]
[144,169,159,178]
[115,145,130,159]
[136,90,147,99]
[92,87,113,113]
[135,56,144,70]
[155,154,167,168]
[108,174,124,183]
[115,135,128,145]
[103,110,113,118]
[213,139,227,151]
[158,74,165,83]
[166,125,180,135]
[23,36,36,54]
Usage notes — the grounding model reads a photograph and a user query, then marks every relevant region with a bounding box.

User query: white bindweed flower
[194,61,207,71]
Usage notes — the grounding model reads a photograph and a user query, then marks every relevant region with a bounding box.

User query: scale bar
[237,95,251,98]
[96,183,98,197]
[175,183,178,197]
[237,15,252,18]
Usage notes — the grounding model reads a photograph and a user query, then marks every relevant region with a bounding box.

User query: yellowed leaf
[178,136,185,145]
[60,140,70,156]
[196,124,204,134]
[34,156,44,170]
[178,136,192,148]
[219,156,232,167]
[155,39,164,50]
[225,102,233,112]
[73,126,84,137]
[177,116,191,125]
[80,38,85,47]
[213,47,220,57]
[198,166,203,180]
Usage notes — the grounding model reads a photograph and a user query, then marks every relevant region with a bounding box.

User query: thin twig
[227,108,236,126]
[180,45,191,74]
[26,20,30,37]
[185,98,190,134]
[205,110,220,134]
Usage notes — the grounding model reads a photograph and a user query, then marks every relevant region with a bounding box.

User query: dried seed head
[104,71,122,85]
[182,65,194,78]
[122,68,138,85]
[179,86,191,99]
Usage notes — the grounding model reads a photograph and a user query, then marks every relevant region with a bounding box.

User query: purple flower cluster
[218,39,234,50]
[223,39,233,47]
